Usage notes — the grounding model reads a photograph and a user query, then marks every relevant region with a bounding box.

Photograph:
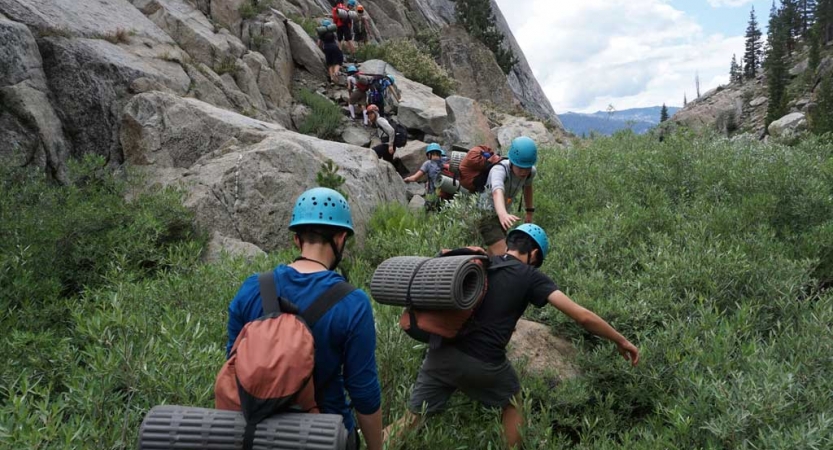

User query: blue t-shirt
[226,265,381,431]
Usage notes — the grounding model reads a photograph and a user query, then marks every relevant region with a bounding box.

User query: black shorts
[323,43,343,66]
[354,29,367,42]
[337,24,353,42]
[408,345,521,414]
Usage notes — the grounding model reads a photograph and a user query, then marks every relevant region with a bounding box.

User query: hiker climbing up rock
[404,143,447,211]
[352,4,371,47]
[345,65,369,124]
[368,74,400,117]
[476,136,539,256]
[316,19,343,84]
[332,0,356,57]
[223,187,382,450]
[367,104,408,171]
[382,224,640,449]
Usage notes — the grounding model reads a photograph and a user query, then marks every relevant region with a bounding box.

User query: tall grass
[2,132,832,448]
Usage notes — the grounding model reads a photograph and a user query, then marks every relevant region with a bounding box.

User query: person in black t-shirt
[384,224,640,449]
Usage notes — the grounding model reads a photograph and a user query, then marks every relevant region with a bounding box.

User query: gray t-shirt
[477,160,536,211]
[419,159,444,192]
[375,117,395,139]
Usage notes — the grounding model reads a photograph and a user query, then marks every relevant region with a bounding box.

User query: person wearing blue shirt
[225,187,383,450]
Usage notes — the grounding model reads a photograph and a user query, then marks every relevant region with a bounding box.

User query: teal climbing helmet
[507,136,538,168]
[347,0,357,6]
[346,65,359,74]
[508,223,549,267]
[386,74,395,84]
[425,143,445,156]
[289,187,354,235]
[321,19,332,27]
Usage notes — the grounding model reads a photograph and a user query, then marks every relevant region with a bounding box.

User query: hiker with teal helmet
[404,143,448,211]
[318,18,343,84]
[477,135,539,257]
[367,72,400,117]
[226,187,383,450]
[386,223,640,449]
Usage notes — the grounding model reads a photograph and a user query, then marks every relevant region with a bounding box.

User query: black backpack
[388,119,408,147]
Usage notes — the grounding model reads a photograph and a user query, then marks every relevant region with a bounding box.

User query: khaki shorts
[408,345,520,414]
[349,89,366,105]
[477,212,505,247]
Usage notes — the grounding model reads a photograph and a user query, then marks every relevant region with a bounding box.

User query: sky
[495,0,774,113]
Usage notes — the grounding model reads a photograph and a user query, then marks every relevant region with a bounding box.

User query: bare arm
[404,169,425,183]
[492,189,519,230]
[523,184,534,223]
[357,409,383,450]
[547,290,639,366]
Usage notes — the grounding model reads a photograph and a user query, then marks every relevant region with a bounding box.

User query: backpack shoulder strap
[300,281,357,327]
[258,271,279,315]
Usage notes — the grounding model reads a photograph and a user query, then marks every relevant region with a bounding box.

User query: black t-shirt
[451,255,559,363]
[320,31,337,44]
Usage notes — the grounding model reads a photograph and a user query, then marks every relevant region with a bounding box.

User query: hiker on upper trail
[345,65,369,125]
[384,224,640,449]
[351,4,371,47]
[224,187,382,450]
[317,19,343,84]
[404,143,447,210]
[332,0,356,56]
[477,136,539,257]
[367,104,407,167]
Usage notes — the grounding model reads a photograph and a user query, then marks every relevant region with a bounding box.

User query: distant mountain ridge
[560,106,681,136]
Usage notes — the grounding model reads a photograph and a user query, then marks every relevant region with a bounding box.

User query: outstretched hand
[498,213,520,230]
[617,340,640,366]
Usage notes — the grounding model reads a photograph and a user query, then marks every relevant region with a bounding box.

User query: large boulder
[395,140,429,174]
[243,19,293,89]
[210,0,246,37]
[671,86,745,136]
[493,115,558,150]
[38,36,190,163]
[358,0,414,39]
[445,95,498,149]
[439,26,516,112]
[121,92,407,250]
[768,112,807,137]
[508,319,579,380]
[205,231,266,262]
[0,16,70,181]
[132,0,246,67]
[285,18,326,79]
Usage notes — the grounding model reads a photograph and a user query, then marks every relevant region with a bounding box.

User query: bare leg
[383,411,421,447]
[502,399,523,449]
[487,239,507,257]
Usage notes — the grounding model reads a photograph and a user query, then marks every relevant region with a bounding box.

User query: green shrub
[239,0,273,20]
[360,39,456,98]
[296,88,343,140]
[288,14,319,40]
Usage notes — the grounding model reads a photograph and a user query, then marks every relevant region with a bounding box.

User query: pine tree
[456,0,518,74]
[684,93,688,106]
[766,14,790,127]
[780,0,800,53]
[696,72,701,98]
[744,6,764,79]
[660,104,669,122]
[730,54,739,82]
[799,0,818,36]
[809,25,822,74]
[811,75,833,134]
[818,0,833,43]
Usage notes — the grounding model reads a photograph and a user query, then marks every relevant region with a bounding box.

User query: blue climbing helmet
[425,143,445,157]
[346,65,359,74]
[507,136,538,168]
[386,74,395,84]
[321,19,332,27]
[289,187,354,235]
[347,0,357,6]
[507,223,549,267]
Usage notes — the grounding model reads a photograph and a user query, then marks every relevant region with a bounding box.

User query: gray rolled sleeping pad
[138,405,347,450]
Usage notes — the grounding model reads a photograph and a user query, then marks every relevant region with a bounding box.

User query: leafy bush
[355,39,456,98]
[239,0,273,20]
[287,14,319,40]
[0,155,202,332]
[296,88,343,140]
[4,132,833,449]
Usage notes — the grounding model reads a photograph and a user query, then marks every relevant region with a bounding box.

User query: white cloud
[496,0,745,113]
[706,0,754,7]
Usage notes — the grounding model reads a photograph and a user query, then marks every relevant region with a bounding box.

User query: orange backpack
[458,145,506,193]
[215,272,355,449]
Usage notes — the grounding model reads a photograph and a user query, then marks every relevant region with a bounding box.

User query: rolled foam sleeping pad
[138,405,347,450]
[449,151,466,173]
[438,175,469,195]
[370,255,487,310]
